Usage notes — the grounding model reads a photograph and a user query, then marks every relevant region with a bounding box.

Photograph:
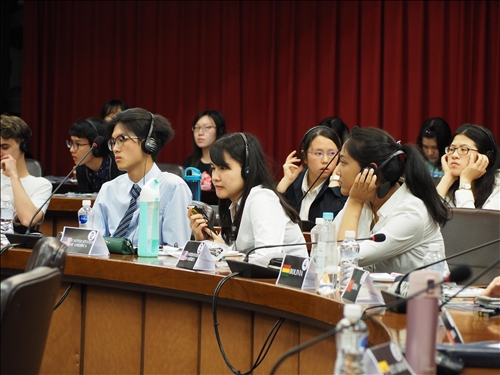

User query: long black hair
[210,132,301,244]
[189,110,226,167]
[345,127,449,226]
[416,117,451,170]
[447,124,500,208]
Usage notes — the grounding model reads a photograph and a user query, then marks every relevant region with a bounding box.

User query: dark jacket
[283,170,348,222]
[76,154,124,193]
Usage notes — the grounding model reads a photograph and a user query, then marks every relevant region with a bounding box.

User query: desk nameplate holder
[61,227,109,256]
[175,241,215,272]
[276,255,316,290]
[341,268,384,305]
[364,342,416,375]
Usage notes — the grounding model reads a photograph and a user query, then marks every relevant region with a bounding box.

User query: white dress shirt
[232,185,307,259]
[299,170,326,220]
[447,170,500,210]
[93,164,192,247]
[334,183,447,274]
[1,173,52,217]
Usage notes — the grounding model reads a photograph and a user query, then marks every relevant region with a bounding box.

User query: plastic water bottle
[334,304,368,375]
[339,231,360,291]
[78,200,94,229]
[316,212,338,298]
[423,243,444,279]
[1,195,15,246]
[138,178,160,257]
[184,167,201,201]
[309,217,324,261]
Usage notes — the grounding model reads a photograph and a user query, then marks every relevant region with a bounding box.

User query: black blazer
[283,170,348,222]
[76,154,124,193]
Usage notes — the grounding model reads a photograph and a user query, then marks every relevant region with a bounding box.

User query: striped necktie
[113,184,141,238]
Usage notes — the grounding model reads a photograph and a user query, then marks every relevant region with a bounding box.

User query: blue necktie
[113,184,141,238]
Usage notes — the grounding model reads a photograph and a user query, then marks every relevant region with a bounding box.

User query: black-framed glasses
[66,140,90,150]
[192,125,216,133]
[445,146,478,155]
[108,135,140,151]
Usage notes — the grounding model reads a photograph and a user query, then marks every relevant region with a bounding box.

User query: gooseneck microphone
[25,136,104,235]
[268,264,472,375]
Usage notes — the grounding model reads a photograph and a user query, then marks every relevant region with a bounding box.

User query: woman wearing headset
[436,123,500,209]
[188,133,307,260]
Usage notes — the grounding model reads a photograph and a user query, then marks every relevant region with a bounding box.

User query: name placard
[341,268,384,304]
[364,342,416,375]
[61,227,109,256]
[276,255,315,290]
[175,241,215,272]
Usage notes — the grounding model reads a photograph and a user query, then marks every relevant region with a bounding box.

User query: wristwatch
[459,182,472,190]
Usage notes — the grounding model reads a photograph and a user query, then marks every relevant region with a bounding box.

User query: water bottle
[309,217,324,261]
[138,178,160,257]
[78,199,94,229]
[1,195,15,246]
[334,304,368,375]
[423,243,444,279]
[316,212,338,298]
[184,167,201,201]
[339,231,360,291]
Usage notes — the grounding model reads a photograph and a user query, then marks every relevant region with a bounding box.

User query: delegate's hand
[481,276,500,297]
[0,154,19,178]
[459,152,489,184]
[348,168,378,204]
[187,207,224,243]
[277,150,304,192]
[440,154,457,181]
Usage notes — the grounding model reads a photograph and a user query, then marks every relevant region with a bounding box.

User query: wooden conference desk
[1,250,497,375]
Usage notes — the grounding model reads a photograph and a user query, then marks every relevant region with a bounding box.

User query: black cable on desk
[212,272,285,375]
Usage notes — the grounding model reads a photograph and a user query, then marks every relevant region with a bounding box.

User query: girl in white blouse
[188,132,307,258]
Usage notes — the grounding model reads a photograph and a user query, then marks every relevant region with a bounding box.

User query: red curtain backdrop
[21,0,500,177]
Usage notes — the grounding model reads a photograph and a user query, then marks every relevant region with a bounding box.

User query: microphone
[6,136,104,248]
[269,264,472,375]
[295,150,340,209]
[336,233,386,243]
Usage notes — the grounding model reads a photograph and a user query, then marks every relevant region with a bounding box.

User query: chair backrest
[1,267,62,375]
[441,208,500,285]
[26,158,43,177]
[25,236,68,273]
[158,163,184,178]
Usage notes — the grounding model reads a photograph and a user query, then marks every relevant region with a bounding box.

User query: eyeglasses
[108,135,140,151]
[66,140,90,150]
[445,146,478,155]
[307,150,339,159]
[192,125,216,133]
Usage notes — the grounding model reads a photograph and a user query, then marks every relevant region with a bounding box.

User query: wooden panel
[40,283,82,375]
[143,294,200,374]
[83,286,142,374]
[200,303,252,374]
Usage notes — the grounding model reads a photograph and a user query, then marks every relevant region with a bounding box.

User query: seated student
[436,123,500,210]
[68,117,124,193]
[334,127,449,274]
[416,117,452,178]
[93,108,192,247]
[100,99,128,122]
[188,132,307,260]
[277,126,347,221]
[183,110,226,189]
[0,114,52,230]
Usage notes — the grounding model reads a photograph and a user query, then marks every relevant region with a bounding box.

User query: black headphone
[364,150,405,199]
[85,119,101,157]
[142,112,157,155]
[475,125,496,162]
[17,124,29,154]
[238,132,250,178]
[296,125,337,163]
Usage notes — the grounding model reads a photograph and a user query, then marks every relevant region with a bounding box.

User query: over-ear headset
[365,150,405,199]
[296,125,340,163]
[475,125,496,162]
[85,119,101,157]
[142,112,158,155]
[238,132,250,178]
[16,123,29,154]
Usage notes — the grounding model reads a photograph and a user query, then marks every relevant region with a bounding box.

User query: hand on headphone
[277,150,304,193]
[460,152,489,183]
[349,167,378,204]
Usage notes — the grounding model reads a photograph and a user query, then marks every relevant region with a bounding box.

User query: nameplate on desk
[175,241,215,272]
[276,255,315,290]
[440,308,464,344]
[341,268,384,304]
[60,227,109,256]
[364,342,415,375]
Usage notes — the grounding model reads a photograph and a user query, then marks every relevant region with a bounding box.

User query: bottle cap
[428,243,440,252]
[315,217,324,225]
[322,212,334,220]
[343,304,363,320]
[82,200,91,206]
[344,230,356,239]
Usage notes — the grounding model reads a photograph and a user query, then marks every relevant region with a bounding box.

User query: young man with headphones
[92,108,191,247]
[68,117,124,193]
[1,114,52,230]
